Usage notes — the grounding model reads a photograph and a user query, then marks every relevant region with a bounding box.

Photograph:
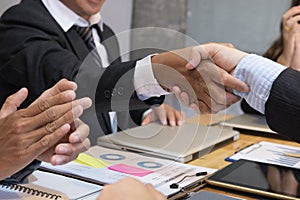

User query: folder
[0,170,102,200]
[40,145,217,198]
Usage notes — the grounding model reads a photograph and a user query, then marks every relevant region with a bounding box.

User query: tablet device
[187,191,242,200]
[206,159,300,200]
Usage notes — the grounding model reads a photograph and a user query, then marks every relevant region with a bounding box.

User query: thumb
[0,88,28,118]
[186,46,210,70]
[141,115,151,126]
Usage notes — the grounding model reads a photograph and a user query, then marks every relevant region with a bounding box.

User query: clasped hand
[0,79,92,180]
[152,44,249,113]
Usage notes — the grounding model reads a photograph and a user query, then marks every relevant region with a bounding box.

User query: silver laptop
[97,123,239,163]
[220,114,276,134]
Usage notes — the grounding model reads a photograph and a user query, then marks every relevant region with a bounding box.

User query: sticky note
[108,164,153,177]
[74,153,110,168]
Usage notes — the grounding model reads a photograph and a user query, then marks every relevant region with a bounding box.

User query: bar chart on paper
[225,141,300,168]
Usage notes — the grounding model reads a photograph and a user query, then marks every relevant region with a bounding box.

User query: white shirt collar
[42,0,103,32]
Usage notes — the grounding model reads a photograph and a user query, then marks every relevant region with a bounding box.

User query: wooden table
[185,114,300,199]
[186,133,300,199]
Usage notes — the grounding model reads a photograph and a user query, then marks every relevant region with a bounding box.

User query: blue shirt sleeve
[233,54,286,114]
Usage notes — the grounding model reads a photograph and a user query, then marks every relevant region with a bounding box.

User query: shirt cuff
[134,55,170,101]
[233,54,286,114]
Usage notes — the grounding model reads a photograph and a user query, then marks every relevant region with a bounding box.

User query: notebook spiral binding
[0,181,62,199]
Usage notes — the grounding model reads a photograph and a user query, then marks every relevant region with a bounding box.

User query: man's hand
[37,118,91,165]
[27,79,91,165]
[0,79,92,180]
[277,5,300,70]
[97,178,166,200]
[141,103,185,127]
[151,46,249,113]
[189,43,248,73]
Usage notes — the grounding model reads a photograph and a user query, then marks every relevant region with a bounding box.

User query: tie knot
[73,25,95,51]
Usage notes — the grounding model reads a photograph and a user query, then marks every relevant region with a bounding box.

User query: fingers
[173,86,190,105]
[143,104,185,126]
[218,42,235,48]
[51,138,91,165]
[283,6,300,27]
[52,119,90,165]
[221,71,250,93]
[202,43,247,72]
[189,103,200,114]
[69,119,90,143]
[32,79,77,104]
[185,46,210,70]
[145,184,167,200]
[0,88,28,118]
[39,103,84,134]
[25,104,84,145]
[141,115,152,126]
[26,123,71,161]
[24,90,76,117]
[283,15,300,33]
[153,106,167,125]
[21,96,91,136]
[98,177,161,200]
[225,92,241,105]
[166,109,176,126]
[163,104,185,126]
[173,86,199,111]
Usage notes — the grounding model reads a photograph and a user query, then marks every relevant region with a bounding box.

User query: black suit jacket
[0,0,162,139]
[265,68,300,143]
[237,68,300,143]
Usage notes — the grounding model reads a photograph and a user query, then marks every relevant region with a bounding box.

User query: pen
[283,153,300,159]
[169,171,208,189]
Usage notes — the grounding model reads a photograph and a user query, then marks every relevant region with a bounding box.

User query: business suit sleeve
[240,99,262,115]
[95,60,165,113]
[0,1,163,111]
[0,39,82,107]
[0,3,82,107]
[265,68,300,142]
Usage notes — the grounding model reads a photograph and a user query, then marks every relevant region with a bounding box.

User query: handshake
[151,43,250,113]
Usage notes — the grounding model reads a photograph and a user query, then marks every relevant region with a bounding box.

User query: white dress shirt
[234,54,287,114]
[41,0,115,132]
[42,0,167,100]
[41,0,168,132]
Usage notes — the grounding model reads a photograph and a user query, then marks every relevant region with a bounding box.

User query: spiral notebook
[0,170,102,200]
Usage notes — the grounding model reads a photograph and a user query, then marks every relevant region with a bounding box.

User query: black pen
[170,171,208,189]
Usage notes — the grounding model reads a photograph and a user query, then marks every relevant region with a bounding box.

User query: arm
[265,68,300,142]
[150,47,249,113]
[192,43,300,142]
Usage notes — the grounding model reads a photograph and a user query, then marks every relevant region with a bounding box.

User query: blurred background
[0,0,292,115]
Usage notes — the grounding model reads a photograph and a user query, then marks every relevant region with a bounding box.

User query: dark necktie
[73,25,103,69]
[74,25,96,51]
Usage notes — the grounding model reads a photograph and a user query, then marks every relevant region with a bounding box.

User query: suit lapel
[66,28,90,61]
[64,26,112,134]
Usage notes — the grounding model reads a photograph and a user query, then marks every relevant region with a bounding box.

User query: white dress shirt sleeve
[233,54,287,114]
[134,55,170,101]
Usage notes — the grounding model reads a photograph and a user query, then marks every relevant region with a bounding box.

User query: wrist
[277,54,291,67]
[151,51,188,91]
